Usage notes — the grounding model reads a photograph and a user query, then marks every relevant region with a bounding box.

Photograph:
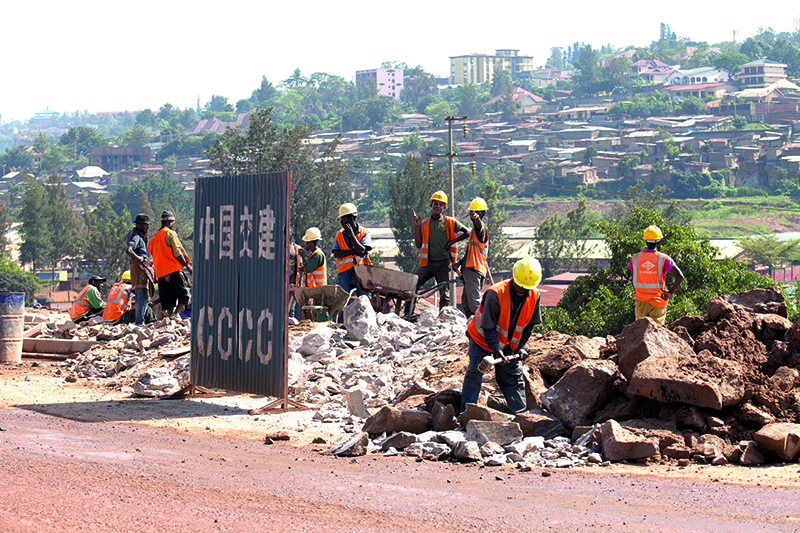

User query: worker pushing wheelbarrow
[354,264,460,319]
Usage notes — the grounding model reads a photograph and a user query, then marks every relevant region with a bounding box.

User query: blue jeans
[336,269,365,297]
[134,288,149,325]
[460,337,526,414]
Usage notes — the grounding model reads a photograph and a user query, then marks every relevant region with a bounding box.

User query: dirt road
[2,364,800,533]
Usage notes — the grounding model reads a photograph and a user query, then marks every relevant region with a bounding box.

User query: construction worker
[332,202,372,297]
[69,275,107,324]
[102,271,132,324]
[460,257,543,415]
[451,197,490,318]
[301,227,329,322]
[288,234,305,320]
[406,190,468,317]
[125,213,154,326]
[628,225,684,325]
[148,210,192,317]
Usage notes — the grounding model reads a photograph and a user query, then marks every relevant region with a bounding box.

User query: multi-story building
[450,49,534,85]
[89,146,151,172]
[355,68,404,99]
[738,59,788,89]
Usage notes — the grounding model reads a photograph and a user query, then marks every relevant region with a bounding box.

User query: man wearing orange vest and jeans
[461,258,542,415]
[301,227,329,322]
[148,211,192,318]
[70,275,107,324]
[102,271,132,324]
[406,190,468,318]
[450,197,489,319]
[628,225,684,325]
[332,202,372,298]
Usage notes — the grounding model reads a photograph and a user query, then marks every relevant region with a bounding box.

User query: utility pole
[425,116,477,307]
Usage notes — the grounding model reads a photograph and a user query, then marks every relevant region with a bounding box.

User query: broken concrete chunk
[453,440,482,461]
[512,409,568,439]
[132,367,180,397]
[361,406,430,436]
[327,432,369,456]
[616,317,696,380]
[628,351,744,410]
[466,420,522,447]
[541,360,617,430]
[343,295,377,341]
[344,388,369,418]
[600,420,659,462]
[754,423,800,461]
[459,403,507,426]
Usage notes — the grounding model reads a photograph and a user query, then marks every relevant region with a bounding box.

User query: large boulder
[512,409,568,439]
[616,318,696,380]
[628,350,745,410]
[299,326,332,356]
[600,420,659,461]
[362,406,430,436]
[133,367,180,397]
[754,423,800,461]
[722,287,787,318]
[343,295,377,341]
[540,360,618,430]
[465,420,523,446]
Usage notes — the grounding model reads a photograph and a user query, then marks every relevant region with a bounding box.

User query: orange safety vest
[467,280,539,352]
[419,216,458,267]
[632,252,668,308]
[148,227,188,280]
[464,228,488,277]
[335,227,372,274]
[306,249,327,287]
[69,285,97,320]
[102,282,132,321]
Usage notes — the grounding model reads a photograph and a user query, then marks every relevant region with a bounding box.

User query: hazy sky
[2,0,798,122]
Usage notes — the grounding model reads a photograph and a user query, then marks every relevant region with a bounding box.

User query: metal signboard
[190,172,289,397]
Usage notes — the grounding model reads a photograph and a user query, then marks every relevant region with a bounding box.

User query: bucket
[0,292,25,363]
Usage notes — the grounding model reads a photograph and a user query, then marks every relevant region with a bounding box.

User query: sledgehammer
[477,349,527,373]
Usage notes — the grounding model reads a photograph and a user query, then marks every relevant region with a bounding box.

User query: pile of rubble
[22,287,800,468]
[24,313,192,396]
[297,290,800,467]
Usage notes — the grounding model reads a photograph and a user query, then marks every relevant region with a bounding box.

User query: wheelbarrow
[354,264,460,317]
[293,285,351,323]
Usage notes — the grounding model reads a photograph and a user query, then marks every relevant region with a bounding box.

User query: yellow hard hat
[430,190,448,205]
[512,257,542,290]
[302,227,322,242]
[469,197,488,211]
[121,270,131,282]
[338,203,358,218]
[643,225,663,242]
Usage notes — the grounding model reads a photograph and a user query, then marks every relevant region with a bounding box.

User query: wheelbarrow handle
[415,278,461,299]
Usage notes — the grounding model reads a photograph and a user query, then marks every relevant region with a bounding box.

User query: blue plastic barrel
[0,292,25,363]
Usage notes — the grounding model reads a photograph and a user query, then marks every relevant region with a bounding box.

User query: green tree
[457,82,482,118]
[481,179,513,273]
[122,124,152,147]
[0,256,39,305]
[0,203,10,257]
[425,101,456,123]
[546,47,563,69]
[545,206,773,337]
[680,96,705,114]
[82,196,132,280]
[281,68,307,88]
[574,45,602,96]
[44,173,85,269]
[40,145,68,173]
[529,214,565,279]
[387,157,452,273]
[18,176,53,270]
[500,84,518,121]
[618,154,641,177]
[736,234,800,277]
[584,145,598,164]
[711,51,749,77]
[491,63,512,97]
[205,95,234,113]
[205,106,348,242]
[33,132,50,156]
[401,66,437,110]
